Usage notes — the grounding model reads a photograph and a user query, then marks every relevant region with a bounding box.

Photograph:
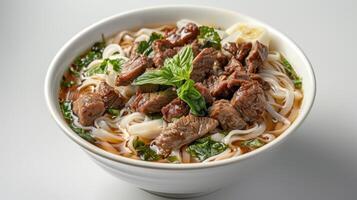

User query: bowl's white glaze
[45,5,316,197]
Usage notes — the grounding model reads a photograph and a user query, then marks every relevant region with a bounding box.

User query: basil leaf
[134,46,206,115]
[134,46,194,87]
[137,32,163,56]
[187,136,227,161]
[133,68,176,86]
[133,139,160,161]
[177,80,207,116]
[198,26,222,49]
[241,139,264,148]
[281,55,302,88]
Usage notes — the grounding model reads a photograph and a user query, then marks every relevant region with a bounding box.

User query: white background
[1,0,356,199]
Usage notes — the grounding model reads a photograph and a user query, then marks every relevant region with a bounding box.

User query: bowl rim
[45,5,316,170]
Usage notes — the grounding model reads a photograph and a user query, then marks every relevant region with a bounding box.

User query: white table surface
[1,0,356,199]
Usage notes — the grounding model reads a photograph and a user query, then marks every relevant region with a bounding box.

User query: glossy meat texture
[161,98,189,122]
[131,88,177,114]
[167,23,199,46]
[152,115,219,156]
[231,80,266,123]
[191,47,218,82]
[152,39,178,67]
[116,55,153,86]
[73,93,105,126]
[209,99,247,130]
[194,82,214,105]
[97,81,126,109]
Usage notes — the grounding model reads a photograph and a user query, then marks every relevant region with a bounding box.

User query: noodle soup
[59,20,303,164]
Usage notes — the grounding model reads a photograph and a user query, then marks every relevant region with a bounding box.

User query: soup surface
[59,20,303,163]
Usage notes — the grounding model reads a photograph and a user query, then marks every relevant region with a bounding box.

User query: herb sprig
[134,46,207,115]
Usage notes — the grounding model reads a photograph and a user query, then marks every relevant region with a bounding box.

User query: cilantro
[187,136,227,161]
[133,139,160,161]
[198,26,222,49]
[137,32,163,56]
[134,46,207,115]
[281,55,302,88]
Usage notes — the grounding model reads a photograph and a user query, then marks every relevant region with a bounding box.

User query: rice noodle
[223,123,266,145]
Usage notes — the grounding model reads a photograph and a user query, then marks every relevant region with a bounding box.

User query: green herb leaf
[60,101,95,143]
[177,80,207,116]
[167,156,180,163]
[134,46,206,115]
[85,58,124,77]
[133,139,160,161]
[61,80,75,88]
[134,46,193,87]
[74,42,105,70]
[241,139,264,148]
[60,101,73,121]
[70,124,96,143]
[281,55,302,88]
[109,58,125,72]
[198,26,222,49]
[187,136,227,161]
[137,32,163,56]
[108,108,120,118]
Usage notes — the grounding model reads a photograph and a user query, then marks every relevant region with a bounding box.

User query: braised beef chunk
[191,40,202,56]
[161,98,189,122]
[167,23,199,46]
[194,82,214,105]
[209,100,247,130]
[152,115,219,156]
[224,57,245,74]
[131,88,177,114]
[97,82,126,109]
[152,39,177,67]
[205,74,242,99]
[216,51,229,67]
[231,81,266,123]
[223,42,238,55]
[73,93,105,126]
[116,55,153,86]
[236,42,252,63]
[246,41,268,73]
[191,48,217,82]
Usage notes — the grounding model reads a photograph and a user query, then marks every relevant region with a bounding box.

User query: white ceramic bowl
[45,5,316,198]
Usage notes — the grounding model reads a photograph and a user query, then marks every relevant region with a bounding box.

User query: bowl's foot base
[142,188,219,199]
